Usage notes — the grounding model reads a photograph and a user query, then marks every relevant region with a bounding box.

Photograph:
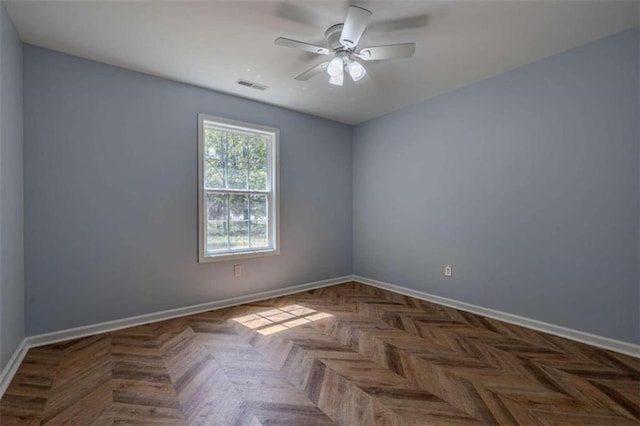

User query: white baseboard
[0,275,353,398]
[0,338,29,397]
[354,275,640,359]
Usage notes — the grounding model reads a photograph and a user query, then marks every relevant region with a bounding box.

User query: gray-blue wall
[353,27,640,344]
[23,46,352,335]
[20,27,640,345]
[0,3,24,370]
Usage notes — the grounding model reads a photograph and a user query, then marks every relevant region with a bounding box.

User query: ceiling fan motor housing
[325,24,346,51]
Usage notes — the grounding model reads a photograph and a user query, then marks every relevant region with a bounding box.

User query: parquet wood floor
[1,282,639,425]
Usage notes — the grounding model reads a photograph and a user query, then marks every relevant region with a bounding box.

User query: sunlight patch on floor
[232,304,333,335]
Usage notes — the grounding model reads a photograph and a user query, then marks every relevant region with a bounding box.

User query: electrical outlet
[444,265,452,277]
[234,265,241,277]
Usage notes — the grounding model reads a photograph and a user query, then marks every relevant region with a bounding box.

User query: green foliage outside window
[204,128,270,252]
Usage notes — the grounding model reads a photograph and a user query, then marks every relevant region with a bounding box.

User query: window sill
[198,248,280,263]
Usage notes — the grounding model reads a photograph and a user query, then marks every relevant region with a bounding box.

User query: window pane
[250,195,268,248]
[229,194,249,249]
[250,194,267,221]
[204,129,225,189]
[226,133,248,190]
[204,158,224,189]
[250,222,268,248]
[206,193,228,252]
[204,129,225,159]
[249,136,268,190]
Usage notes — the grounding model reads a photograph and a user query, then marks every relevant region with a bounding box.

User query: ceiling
[5,1,639,125]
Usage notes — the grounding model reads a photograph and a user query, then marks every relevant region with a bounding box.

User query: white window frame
[198,114,280,263]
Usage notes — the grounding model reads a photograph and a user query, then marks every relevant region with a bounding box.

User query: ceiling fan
[275,5,416,86]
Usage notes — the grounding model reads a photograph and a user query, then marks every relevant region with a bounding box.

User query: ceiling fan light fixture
[329,71,344,86]
[327,57,344,77]
[346,60,366,82]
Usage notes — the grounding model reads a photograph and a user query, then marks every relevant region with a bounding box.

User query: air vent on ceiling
[237,79,268,91]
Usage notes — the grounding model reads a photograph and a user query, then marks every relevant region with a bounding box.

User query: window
[198,114,279,262]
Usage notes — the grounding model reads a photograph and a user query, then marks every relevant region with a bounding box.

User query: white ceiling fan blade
[340,6,372,48]
[358,43,416,61]
[275,37,331,55]
[295,62,330,81]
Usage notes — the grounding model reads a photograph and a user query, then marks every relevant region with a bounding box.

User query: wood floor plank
[40,335,113,425]
[1,281,638,425]
[111,325,186,425]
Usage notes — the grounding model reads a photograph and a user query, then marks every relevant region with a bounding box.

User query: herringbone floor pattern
[1,282,638,425]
